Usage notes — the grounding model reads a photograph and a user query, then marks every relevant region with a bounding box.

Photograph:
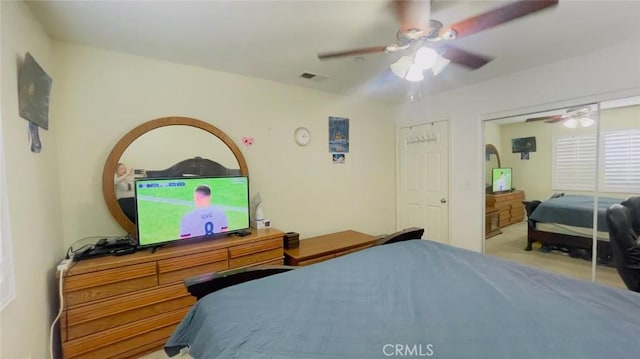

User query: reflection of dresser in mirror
[486,190,525,228]
[485,206,502,238]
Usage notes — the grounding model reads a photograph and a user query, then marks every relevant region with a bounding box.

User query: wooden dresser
[486,190,525,228]
[284,230,377,266]
[60,228,284,359]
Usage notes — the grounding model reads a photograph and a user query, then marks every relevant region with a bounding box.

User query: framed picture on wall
[329,116,349,153]
[511,136,536,153]
[18,52,52,130]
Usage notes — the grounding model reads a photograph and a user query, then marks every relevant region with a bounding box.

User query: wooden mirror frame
[486,144,501,168]
[102,116,249,235]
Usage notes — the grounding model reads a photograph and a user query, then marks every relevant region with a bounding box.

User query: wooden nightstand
[284,230,376,266]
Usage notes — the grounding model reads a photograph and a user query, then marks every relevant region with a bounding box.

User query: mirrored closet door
[595,96,640,287]
[484,96,640,290]
[483,103,602,285]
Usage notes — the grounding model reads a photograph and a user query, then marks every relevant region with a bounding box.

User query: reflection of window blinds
[552,134,597,191]
[603,130,640,192]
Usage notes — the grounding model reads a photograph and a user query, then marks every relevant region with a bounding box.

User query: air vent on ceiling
[299,72,328,81]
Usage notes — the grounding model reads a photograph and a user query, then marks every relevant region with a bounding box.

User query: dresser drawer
[65,283,194,340]
[296,252,337,266]
[261,258,285,266]
[228,237,283,268]
[229,237,282,257]
[511,205,525,216]
[295,244,372,266]
[158,248,228,285]
[62,308,188,359]
[64,262,157,307]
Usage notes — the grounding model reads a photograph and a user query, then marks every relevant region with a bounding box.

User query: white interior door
[397,121,449,243]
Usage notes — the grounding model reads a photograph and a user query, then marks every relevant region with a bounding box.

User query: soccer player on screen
[180,185,228,238]
[496,171,507,191]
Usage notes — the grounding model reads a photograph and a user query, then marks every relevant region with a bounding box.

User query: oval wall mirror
[485,144,501,186]
[102,117,249,235]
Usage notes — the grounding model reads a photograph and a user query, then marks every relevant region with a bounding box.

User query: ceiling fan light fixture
[405,64,424,82]
[431,54,451,76]
[579,117,595,127]
[563,118,578,129]
[414,47,438,70]
[390,55,412,79]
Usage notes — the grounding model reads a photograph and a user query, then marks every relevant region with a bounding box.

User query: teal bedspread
[529,195,623,231]
[166,240,640,358]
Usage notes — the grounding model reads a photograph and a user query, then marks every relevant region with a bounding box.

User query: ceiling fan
[317,0,559,81]
[525,106,595,128]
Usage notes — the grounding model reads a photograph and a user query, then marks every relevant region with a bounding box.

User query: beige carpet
[484,221,626,289]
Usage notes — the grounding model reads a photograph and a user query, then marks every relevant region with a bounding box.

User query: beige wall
[396,39,640,251]
[0,2,65,359]
[52,42,398,248]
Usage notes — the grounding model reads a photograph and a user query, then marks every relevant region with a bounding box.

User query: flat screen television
[491,168,512,193]
[134,176,250,247]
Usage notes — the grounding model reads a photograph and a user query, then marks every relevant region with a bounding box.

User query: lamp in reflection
[579,117,595,127]
[563,116,595,128]
[563,118,578,128]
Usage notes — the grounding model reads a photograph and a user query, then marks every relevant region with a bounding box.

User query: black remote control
[113,247,136,256]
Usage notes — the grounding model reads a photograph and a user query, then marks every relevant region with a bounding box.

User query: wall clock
[294,127,311,146]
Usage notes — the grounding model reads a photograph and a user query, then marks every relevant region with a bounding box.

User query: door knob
[440,198,447,203]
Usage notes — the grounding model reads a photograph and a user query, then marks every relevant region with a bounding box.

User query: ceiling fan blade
[317,46,388,60]
[525,114,566,123]
[439,45,493,70]
[447,0,558,39]
[393,0,431,33]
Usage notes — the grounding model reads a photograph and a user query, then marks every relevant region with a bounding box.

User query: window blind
[552,134,597,191]
[603,130,640,192]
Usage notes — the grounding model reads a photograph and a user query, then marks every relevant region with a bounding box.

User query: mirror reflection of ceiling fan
[317,0,559,82]
[525,106,595,128]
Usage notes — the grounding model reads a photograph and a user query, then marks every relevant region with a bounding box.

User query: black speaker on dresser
[283,232,300,249]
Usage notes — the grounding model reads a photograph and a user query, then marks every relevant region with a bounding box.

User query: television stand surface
[150,245,165,254]
[234,230,252,237]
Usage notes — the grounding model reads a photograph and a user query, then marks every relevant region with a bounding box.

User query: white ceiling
[27,0,640,104]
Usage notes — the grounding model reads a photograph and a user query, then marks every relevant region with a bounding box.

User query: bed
[164,239,640,358]
[525,195,624,259]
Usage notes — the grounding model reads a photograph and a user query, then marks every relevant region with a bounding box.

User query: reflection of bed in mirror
[526,195,623,263]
